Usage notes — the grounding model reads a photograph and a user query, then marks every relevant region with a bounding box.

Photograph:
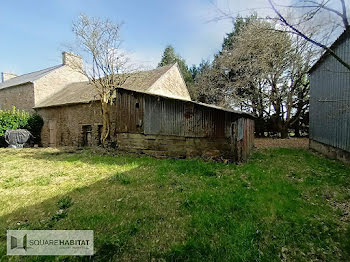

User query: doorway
[48,120,57,147]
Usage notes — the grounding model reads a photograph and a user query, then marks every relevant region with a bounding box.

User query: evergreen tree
[158,45,177,66]
[221,13,258,51]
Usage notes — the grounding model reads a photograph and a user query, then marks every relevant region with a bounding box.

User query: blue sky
[0,0,279,75]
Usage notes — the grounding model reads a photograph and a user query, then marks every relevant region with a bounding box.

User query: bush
[0,107,30,136]
[25,113,44,145]
[0,136,6,147]
[0,107,44,147]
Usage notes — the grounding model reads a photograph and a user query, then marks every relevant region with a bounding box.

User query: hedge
[0,107,44,146]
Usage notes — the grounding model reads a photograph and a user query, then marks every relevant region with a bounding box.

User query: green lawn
[0,147,349,261]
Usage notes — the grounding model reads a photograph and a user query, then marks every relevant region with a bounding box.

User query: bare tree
[70,14,134,146]
[268,0,350,71]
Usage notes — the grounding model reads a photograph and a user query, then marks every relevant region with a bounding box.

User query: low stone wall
[310,139,350,165]
[116,133,235,160]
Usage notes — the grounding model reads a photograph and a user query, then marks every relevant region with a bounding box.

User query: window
[135,102,140,108]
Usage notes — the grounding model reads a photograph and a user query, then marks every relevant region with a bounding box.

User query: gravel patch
[255,138,309,149]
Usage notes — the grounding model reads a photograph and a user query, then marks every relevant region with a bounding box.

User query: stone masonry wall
[34,65,87,106]
[310,139,350,165]
[0,83,35,112]
[37,102,104,147]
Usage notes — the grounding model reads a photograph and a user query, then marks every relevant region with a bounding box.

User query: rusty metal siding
[144,95,185,136]
[310,36,350,153]
[115,89,255,161]
[144,95,230,138]
[235,118,255,161]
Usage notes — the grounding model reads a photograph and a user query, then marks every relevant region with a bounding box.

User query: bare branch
[68,14,138,146]
[268,0,350,71]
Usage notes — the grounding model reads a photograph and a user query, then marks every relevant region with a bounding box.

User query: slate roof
[34,64,174,108]
[0,65,63,89]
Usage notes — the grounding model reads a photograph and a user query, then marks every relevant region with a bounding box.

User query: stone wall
[34,66,87,106]
[310,139,350,165]
[37,102,104,147]
[0,83,35,112]
[116,133,234,159]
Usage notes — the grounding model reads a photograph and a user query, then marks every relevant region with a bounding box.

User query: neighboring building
[1,52,254,161]
[309,27,350,164]
[34,65,254,162]
[35,87,254,162]
[0,52,87,112]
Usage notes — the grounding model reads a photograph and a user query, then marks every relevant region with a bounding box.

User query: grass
[0,147,349,261]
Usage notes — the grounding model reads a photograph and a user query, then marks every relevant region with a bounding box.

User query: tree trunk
[294,121,301,137]
[281,127,289,139]
[101,102,111,147]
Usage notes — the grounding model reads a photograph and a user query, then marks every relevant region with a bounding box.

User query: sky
[0,0,286,75]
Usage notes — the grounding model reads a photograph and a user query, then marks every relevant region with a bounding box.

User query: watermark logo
[7,230,93,256]
[10,234,27,251]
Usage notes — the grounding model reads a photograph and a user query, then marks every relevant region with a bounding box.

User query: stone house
[0,52,87,112]
[309,27,350,164]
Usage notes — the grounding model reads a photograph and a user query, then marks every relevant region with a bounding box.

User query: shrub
[25,113,44,145]
[0,107,30,136]
[0,107,44,146]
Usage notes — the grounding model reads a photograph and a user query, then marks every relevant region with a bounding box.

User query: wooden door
[231,121,237,161]
[49,120,57,147]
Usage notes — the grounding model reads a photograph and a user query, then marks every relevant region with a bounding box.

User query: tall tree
[221,13,258,51]
[70,14,134,146]
[196,19,313,138]
[158,45,196,99]
[195,14,258,106]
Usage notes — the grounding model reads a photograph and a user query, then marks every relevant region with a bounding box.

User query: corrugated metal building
[36,65,255,162]
[115,88,255,162]
[309,27,350,164]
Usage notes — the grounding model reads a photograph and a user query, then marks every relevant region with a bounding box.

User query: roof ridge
[3,64,62,82]
[0,64,63,90]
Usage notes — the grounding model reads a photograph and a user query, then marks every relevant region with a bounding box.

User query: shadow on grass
[20,147,229,180]
[0,148,227,261]
[0,165,187,262]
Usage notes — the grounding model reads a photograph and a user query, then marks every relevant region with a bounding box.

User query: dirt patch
[255,138,309,149]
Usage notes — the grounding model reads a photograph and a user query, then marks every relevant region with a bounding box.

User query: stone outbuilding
[0,52,87,112]
[35,64,254,161]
